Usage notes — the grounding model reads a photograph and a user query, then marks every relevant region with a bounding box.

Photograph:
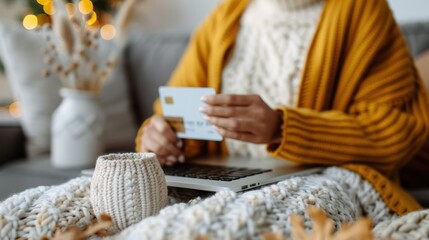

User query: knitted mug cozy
[90,153,168,231]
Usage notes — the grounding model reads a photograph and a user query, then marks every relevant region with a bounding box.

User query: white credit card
[159,87,223,141]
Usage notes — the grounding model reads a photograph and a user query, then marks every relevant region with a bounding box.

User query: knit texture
[2,170,429,240]
[222,0,323,157]
[90,153,168,231]
[0,177,94,240]
[115,167,394,239]
[135,0,429,215]
[374,209,429,240]
[268,0,322,10]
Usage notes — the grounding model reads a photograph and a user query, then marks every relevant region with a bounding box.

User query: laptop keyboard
[162,163,272,181]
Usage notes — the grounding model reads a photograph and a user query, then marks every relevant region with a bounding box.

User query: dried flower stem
[41,0,137,93]
[115,0,137,44]
[53,14,75,55]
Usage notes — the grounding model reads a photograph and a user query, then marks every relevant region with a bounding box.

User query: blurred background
[0,0,219,110]
[1,0,429,110]
[0,0,429,201]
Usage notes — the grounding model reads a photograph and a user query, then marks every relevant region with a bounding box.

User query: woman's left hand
[200,94,282,144]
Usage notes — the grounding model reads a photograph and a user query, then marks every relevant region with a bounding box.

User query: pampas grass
[42,0,137,93]
[115,0,136,44]
[52,1,75,55]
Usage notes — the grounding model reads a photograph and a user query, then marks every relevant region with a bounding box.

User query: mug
[90,153,168,230]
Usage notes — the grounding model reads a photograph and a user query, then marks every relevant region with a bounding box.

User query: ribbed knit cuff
[90,153,168,231]
[267,107,288,155]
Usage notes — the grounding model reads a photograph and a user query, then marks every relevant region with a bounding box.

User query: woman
[136,0,429,226]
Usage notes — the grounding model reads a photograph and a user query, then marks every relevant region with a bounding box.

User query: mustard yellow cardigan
[136,0,429,215]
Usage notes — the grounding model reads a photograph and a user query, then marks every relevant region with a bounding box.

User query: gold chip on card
[165,116,185,133]
[159,86,222,141]
[165,96,174,104]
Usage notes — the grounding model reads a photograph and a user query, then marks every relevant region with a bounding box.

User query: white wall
[1,0,425,30]
[1,0,429,30]
[133,0,219,32]
[388,0,429,23]
[134,0,429,32]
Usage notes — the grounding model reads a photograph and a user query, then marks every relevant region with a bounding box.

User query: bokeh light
[22,14,38,30]
[43,2,56,15]
[86,11,97,25]
[101,12,113,23]
[100,24,116,40]
[37,14,50,26]
[79,0,94,15]
[8,101,21,118]
[37,0,50,5]
[86,20,100,33]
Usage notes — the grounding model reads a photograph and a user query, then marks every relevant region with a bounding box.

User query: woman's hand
[200,94,283,144]
[139,115,184,166]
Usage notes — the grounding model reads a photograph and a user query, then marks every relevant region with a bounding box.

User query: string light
[8,101,21,118]
[86,11,98,25]
[43,2,56,15]
[37,14,50,25]
[79,0,94,15]
[37,0,50,5]
[27,0,111,29]
[100,24,116,40]
[86,20,100,33]
[22,14,38,30]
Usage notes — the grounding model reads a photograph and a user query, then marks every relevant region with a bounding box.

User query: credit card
[159,87,223,141]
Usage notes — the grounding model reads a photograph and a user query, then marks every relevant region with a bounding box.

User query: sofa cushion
[0,20,138,156]
[409,189,429,208]
[399,22,429,208]
[0,21,61,156]
[126,31,190,124]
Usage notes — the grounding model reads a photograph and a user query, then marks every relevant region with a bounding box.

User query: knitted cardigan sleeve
[267,0,429,178]
[135,0,429,179]
[135,2,227,156]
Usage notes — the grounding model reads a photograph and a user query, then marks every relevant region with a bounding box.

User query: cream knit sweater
[222,0,324,157]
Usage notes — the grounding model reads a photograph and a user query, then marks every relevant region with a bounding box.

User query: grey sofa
[0,23,429,205]
[0,30,190,200]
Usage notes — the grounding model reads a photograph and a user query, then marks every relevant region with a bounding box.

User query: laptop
[82,87,322,191]
[161,156,322,192]
[82,156,322,192]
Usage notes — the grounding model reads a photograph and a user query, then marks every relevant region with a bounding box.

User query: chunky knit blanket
[0,167,427,240]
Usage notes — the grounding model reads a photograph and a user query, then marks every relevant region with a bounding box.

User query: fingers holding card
[159,87,223,141]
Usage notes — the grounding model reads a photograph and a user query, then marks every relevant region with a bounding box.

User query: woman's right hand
[139,115,184,166]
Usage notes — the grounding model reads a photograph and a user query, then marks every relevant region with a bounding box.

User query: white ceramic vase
[90,153,168,231]
[51,88,105,169]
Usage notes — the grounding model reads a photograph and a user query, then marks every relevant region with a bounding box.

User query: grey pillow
[0,20,137,157]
